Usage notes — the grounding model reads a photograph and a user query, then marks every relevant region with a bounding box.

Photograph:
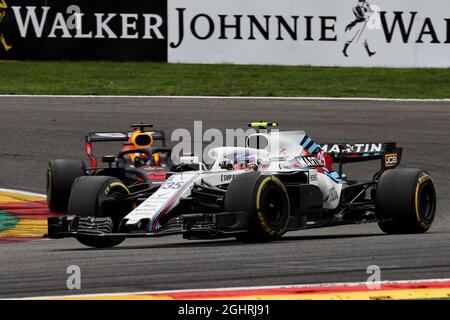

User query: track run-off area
[0,96,449,299]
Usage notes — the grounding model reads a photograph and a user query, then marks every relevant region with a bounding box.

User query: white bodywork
[124,131,343,231]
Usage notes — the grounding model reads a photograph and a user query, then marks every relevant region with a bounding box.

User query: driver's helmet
[233,153,258,171]
[133,153,151,167]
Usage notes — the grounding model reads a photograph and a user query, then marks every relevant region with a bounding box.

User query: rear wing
[85,130,166,169]
[86,131,166,143]
[320,142,403,171]
[320,143,385,163]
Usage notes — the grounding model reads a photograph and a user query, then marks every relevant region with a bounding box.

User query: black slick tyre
[68,176,132,248]
[224,172,290,242]
[376,168,436,234]
[47,159,85,213]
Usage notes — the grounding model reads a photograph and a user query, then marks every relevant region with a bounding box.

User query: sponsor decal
[10,6,164,40]
[384,153,398,167]
[309,171,318,182]
[220,173,238,183]
[2,0,450,65]
[320,143,383,154]
[343,0,378,58]
[168,0,450,67]
[0,0,167,60]
[169,2,450,48]
[326,187,339,202]
[295,156,324,168]
[279,162,293,170]
[169,8,339,49]
[0,0,12,52]
[156,191,171,198]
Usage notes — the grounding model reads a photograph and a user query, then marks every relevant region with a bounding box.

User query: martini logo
[320,143,383,154]
[295,156,324,168]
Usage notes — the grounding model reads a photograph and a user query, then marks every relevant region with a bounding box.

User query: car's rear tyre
[224,172,290,242]
[376,168,436,234]
[68,176,132,248]
[47,159,85,213]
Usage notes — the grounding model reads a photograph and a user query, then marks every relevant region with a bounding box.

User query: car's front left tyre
[224,172,290,242]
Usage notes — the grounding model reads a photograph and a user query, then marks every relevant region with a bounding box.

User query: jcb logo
[385,154,398,167]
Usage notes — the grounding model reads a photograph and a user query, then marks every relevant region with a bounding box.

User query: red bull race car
[47,123,171,213]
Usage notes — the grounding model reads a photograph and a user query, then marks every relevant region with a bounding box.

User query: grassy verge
[1,61,449,98]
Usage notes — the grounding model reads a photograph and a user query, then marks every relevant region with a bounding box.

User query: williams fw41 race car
[47,123,171,213]
[47,122,436,248]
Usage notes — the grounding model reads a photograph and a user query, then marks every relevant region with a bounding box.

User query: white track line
[0,188,46,198]
[0,94,450,102]
[11,278,450,300]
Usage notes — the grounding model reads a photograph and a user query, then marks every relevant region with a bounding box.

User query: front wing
[46,211,250,240]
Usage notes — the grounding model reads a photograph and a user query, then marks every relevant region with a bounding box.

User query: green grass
[1,61,450,98]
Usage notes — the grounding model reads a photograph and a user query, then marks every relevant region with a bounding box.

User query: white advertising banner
[168,0,450,67]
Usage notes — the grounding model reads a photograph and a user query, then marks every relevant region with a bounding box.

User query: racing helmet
[233,153,257,170]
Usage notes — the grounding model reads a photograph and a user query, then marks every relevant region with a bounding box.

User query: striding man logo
[343,0,376,58]
[0,0,12,52]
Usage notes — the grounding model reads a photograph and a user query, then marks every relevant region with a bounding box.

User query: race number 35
[162,181,184,189]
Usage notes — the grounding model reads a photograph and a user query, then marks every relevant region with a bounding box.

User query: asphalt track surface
[0,96,449,298]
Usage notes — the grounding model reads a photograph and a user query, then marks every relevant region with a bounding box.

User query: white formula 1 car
[47,123,436,248]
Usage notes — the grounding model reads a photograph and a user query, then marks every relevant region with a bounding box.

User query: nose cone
[124,218,150,232]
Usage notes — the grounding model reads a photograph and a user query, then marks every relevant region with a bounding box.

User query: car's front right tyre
[68,176,132,248]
